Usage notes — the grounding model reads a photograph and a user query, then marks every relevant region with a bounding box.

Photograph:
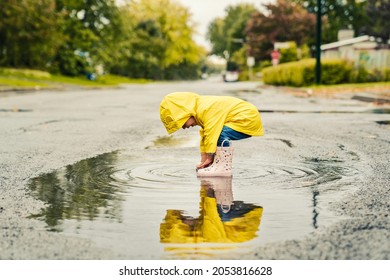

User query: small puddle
[376,120,390,125]
[368,108,390,114]
[145,135,198,149]
[260,108,390,114]
[0,108,33,112]
[224,89,262,95]
[352,95,390,104]
[28,147,360,259]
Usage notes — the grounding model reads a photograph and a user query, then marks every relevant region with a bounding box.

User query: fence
[322,48,390,70]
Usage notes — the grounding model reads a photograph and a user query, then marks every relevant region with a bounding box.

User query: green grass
[0,77,49,88]
[0,67,150,89]
[49,74,149,86]
[0,68,52,79]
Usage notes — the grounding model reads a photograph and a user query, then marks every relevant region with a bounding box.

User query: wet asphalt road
[0,77,389,259]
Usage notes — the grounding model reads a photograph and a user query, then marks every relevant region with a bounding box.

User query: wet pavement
[0,77,389,259]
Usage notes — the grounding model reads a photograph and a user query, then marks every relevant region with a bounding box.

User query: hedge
[261,58,390,86]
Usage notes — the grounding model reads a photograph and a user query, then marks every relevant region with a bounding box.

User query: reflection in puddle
[160,177,263,257]
[28,149,360,259]
[28,152,125,231]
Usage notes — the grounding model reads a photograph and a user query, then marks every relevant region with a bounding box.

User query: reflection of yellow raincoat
[159,92,263,153]
[160,188,263,244]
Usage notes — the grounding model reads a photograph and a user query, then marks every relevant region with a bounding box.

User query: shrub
[261,59,354,86]
[259,60,272,70]
[384,69,390,81]
[321,59,353,85]
[279,42,298,63]
[262,59,313,86]
[350,66,390,83]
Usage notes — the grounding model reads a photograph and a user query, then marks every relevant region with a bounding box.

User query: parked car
[223,61,239,82]
[201,72,209,79]
[223,70,239,82]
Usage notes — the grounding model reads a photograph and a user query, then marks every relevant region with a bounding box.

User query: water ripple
[110,159,358,189]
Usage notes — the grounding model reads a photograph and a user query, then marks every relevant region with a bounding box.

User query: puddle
[28,149,360,259]
[368,108,390,114]
[376,120,390,125]
[145,135,198,149]
[0,108,32,112]
[260,108,390,114]
[352,95,390,104]
[224,89,262,95]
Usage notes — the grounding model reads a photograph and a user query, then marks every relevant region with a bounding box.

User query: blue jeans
[217,126,251,147]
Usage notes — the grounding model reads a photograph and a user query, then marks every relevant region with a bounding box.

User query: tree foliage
[363,0,390,43]
[0,0,205,79]
[206,4,257,58]
[0,0,63,69]
[292,0,368,43]
[108,0,205,80]
[52,0,122,76]
[245,0,316,61]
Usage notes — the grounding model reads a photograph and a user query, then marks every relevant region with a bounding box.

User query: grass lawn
[0,68,149,90]
[0,77,49,88]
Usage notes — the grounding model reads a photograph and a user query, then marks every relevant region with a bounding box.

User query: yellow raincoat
[160,187,263,244]
[160,92,264,153]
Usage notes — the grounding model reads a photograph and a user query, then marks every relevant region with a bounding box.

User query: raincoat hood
[160,92,199,134]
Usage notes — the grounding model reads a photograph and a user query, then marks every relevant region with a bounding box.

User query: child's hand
[196,153,214,169]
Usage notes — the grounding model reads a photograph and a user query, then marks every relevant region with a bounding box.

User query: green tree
[207,4,256,58]
[363,0,390,43]
[0,0,63,69]
[52,0,121,76]
[110,0,205,80]
[292,0,368,43]
[246,0,316,61]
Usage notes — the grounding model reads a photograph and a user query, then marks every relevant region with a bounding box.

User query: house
[321,30,390,69]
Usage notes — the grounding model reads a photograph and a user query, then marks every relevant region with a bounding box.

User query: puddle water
[260,108,390,114]
[0,108,33,112]
[376,120,390,125]
[28,147,360,259]
[145,135,199,149]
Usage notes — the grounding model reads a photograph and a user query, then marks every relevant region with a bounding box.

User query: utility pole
[315,0,322,84]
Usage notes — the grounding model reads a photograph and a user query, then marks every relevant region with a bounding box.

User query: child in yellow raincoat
[159,92,263,176]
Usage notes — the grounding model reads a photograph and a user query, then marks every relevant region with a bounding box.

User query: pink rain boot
[201,177,233,213]
[197,141,233,177]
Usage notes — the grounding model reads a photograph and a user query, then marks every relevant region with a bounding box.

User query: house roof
[321,35,371,51]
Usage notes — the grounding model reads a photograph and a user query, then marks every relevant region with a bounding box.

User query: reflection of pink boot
[202,177,234,213]
[197,141,233,177]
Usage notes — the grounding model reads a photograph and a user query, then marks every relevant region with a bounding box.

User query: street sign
[247,56,255,67]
